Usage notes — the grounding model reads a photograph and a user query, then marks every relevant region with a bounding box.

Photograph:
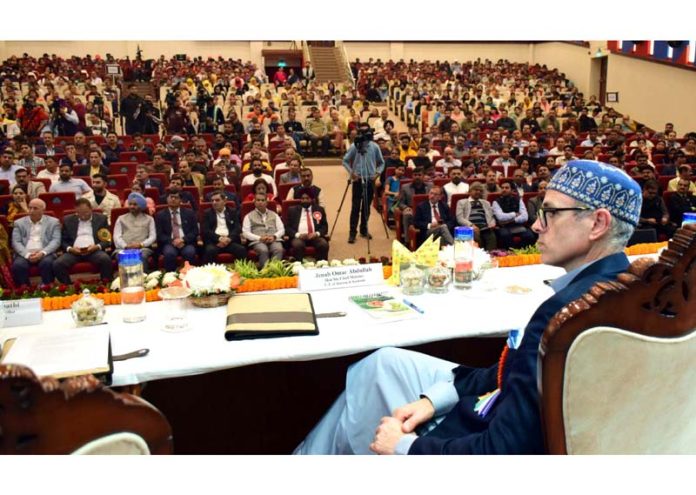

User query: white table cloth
[1,263,565,386]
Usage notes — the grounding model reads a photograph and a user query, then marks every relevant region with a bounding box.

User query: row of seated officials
[4,183,331,287]
[387,164,696,251]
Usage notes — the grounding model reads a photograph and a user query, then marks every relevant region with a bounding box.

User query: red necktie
[172,210,181,239]
[305,208,314,234]
[432,204,441,223]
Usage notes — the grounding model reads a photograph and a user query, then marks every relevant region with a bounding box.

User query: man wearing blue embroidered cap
[295,159,642,455]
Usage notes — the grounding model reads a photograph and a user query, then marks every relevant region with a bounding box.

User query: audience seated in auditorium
[414,185,455,247]
[113,192,157,272]
[667,178,696,226]
[155,191,199,272]
[455,182,497,252]
[395,167,432,243]
[242,193,284,266]
[492,180,536,249]
[10,198,61,286]
[241,158,278,196]
[14,167,45,199]
[201,191,247,264]
[0,149,23,186]
[54,198,113,283]
[49,163,92,198]
[284,188,330,261]
[638,180,674,239]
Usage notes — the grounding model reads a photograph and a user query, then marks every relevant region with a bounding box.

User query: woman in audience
[244,178,282,214]
[6,185,29,226]
[518,158,536,185]
[245,178,275,203]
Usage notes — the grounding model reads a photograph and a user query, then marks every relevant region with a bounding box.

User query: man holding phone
[54,198,113,283]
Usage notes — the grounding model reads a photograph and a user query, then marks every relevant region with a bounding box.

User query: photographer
[196,85,223,134]
[342,123,385,243]
[141,95,161,135]
[120,84,145,135]
[50,100,79,136]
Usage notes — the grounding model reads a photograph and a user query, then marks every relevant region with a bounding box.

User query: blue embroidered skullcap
[127,192,147,210]
[547,160,642,226]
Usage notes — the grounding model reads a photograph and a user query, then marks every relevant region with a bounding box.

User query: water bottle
[118,249,146,323]
[682,212,696,227]
[453,226,474,290]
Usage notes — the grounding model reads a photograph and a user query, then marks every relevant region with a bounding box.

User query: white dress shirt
[25,218,44,253]
[214,210,229,237]
[74,218,94,248]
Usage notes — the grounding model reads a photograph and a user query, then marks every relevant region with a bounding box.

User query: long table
[0,263,564,387]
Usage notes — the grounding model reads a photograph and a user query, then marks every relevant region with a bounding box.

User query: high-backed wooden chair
[540,225,696,454]
[0,364,173,454]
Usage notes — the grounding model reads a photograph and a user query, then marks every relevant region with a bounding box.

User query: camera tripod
[329,166,390,259]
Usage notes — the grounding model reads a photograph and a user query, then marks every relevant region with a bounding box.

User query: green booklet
[349,292,421,321]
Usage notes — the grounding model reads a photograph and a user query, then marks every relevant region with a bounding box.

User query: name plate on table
[299,263,385,291]
[2,298,43,327]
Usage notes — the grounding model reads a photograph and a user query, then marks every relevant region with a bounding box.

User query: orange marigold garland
[496,345,509,390]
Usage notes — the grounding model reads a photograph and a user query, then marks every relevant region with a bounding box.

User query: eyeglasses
[536,206,593,229]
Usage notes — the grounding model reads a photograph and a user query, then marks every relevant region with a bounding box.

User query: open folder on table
[224,293,319,341]
[0,326,113,384]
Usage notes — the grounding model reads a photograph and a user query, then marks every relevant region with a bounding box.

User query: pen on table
[402,299,425,314]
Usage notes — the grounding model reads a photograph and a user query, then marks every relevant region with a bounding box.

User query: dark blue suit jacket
[409,252,630,454]
[413,200,455,244]
[155,207,199,247]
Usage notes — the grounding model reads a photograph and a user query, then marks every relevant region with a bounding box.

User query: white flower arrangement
[110,278,121,291]
[144,277,160,290]
[161,271,180,286]
[182,264,235,297]
[146,270,162,282]
[291,261,302,275]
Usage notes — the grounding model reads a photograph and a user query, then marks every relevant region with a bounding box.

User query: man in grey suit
[54,198,113,283]
[394,167,431,244]
[11,198,61,285]
[455,182,497,251]
[14,168,46,199]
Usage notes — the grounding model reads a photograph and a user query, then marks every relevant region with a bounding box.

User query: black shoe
[348,235,356,244]
[360,233,373,240]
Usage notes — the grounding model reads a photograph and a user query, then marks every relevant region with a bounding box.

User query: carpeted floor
[301,104,406,262]
[306,158,394,261]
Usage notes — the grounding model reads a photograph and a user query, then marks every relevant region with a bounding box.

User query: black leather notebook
[224,293,319,340]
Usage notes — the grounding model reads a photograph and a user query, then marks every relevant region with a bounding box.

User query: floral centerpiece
[168,263,242,308]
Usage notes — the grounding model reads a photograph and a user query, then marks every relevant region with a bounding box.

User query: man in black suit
[155,191,199,272]
[74,150,109,178]
[413,185,455,247]
[511,168,534,198]
[53,198,113,283]
[204,176,240,205]
[285,187,330,261]
[135,164,164,195]
[667,178,696,226]
[102,131,125,165]
[159,175,196,210]
[201,191,246,264]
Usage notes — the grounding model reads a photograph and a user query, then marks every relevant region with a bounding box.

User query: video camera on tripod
[353,125,374,148]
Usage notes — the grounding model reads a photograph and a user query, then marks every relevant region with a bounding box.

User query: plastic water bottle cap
[454,226,474,241]
[683,212,696,225]
[118,249,142,266]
